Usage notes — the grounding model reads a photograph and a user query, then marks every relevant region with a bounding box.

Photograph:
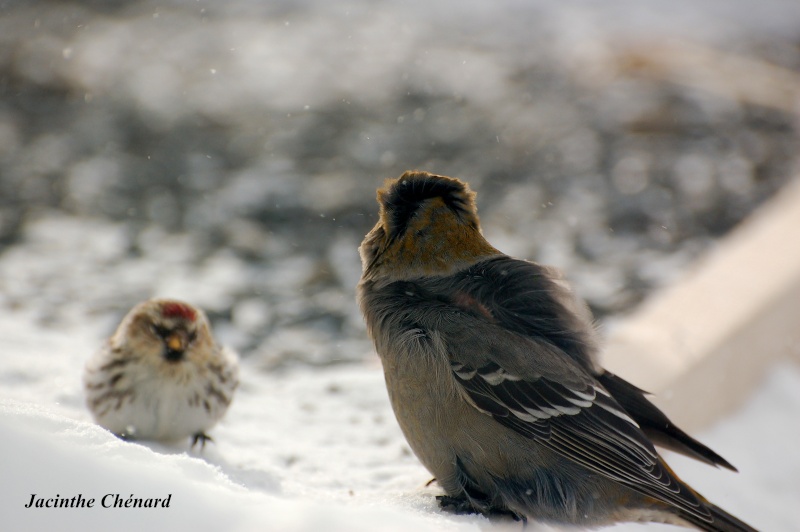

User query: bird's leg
[191,432,213,449]
[436,494,527,525]
[436,494,476,514]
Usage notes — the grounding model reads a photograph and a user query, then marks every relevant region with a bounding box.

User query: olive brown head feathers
[376,171,481,241]
[360,171,499,281]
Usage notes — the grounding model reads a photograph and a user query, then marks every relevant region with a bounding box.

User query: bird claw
[436,495,527,525]
[436,494,476,514]
[191,432,213,449]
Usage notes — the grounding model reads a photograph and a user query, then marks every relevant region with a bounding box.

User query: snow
[0,400,471,532]
[1,298,799,531]
[611,364,800,532]
[0,312,480,532]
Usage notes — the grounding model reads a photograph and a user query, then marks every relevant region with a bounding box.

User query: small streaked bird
[84,299,239,447]
[357,170,756,531]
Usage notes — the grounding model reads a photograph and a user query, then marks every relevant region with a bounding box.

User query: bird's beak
[166,331,187,353]
[163,330,189,362]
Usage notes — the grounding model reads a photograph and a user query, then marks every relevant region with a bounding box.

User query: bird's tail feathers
[677,501,759,532]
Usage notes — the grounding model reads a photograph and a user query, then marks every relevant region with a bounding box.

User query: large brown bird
[357,170,756,530]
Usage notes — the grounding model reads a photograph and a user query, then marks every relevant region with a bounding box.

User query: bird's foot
[436,495,527,524]
[191,432,213,449]
[436,494,476,515]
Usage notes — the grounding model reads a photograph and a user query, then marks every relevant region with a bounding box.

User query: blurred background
[0,0,798,368]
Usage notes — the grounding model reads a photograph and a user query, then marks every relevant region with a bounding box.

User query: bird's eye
[188,331,197,343]
[151,325,170,338]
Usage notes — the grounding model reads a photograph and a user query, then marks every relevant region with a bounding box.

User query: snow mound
[0,398,481,532]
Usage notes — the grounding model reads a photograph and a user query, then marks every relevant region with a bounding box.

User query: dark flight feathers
[597,371,737,471]
[437,256,740,525]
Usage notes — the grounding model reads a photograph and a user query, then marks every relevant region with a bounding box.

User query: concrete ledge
[616,40,800,113]
[602,177,800,431]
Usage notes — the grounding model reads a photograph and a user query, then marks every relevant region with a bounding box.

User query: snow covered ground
[1,294,799,532]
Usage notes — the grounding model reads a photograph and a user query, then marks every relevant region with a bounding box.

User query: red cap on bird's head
[160,301,197,322]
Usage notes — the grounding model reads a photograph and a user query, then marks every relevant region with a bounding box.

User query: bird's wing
[424,256,713,522]
[597,371,736,471]
[449,353,712,523]
[444,256,601,373]
[443,256,736,471]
